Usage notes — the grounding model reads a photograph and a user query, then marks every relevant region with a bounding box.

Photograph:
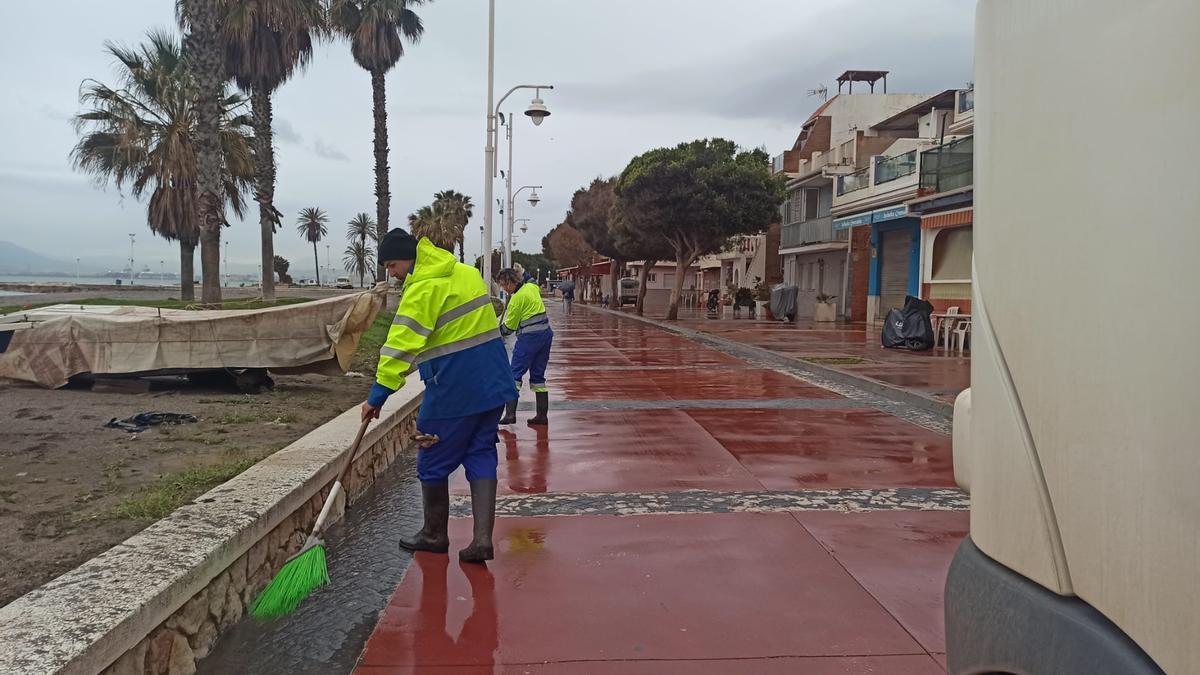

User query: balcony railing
[958,88,975,113]
[837,168,870,196]
[781,216,846,248]
[874,149,918,185]
[919,136,973,195]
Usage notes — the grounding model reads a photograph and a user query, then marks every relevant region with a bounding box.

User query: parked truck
[945,1,1197,673]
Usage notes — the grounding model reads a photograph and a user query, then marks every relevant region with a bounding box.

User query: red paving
[686,408,955,489]
[357,304,964,673]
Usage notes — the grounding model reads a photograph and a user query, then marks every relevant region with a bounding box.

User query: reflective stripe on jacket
[503,282,551,335]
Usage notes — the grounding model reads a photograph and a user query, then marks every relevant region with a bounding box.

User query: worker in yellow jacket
[362,230,516,563]
[495,267,554,425]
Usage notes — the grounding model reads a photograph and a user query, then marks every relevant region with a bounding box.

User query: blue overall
[416,405,504,483]
[511,329,554,392]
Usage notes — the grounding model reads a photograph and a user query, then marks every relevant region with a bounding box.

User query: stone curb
[0,380,424,675]
[583,304,955,420]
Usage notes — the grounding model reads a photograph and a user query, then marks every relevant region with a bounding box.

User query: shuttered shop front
[879,230,910,316]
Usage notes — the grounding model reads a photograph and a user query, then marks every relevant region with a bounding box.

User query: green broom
[251,416,372,620]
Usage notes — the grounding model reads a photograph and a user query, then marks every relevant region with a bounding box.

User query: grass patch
[108,457,262,521]
[801,356,867,366]
[0,297,310,315]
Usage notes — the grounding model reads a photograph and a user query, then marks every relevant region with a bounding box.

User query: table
[932,313,972,350]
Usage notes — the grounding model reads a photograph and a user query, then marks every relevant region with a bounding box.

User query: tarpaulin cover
[770,284,798,321]
[881,295,935,351]
[0,284,387,388]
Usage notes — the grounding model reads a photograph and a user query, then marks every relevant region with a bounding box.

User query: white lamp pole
[507,186,541,266]
[128,233,136,286]
[481,34,553,289]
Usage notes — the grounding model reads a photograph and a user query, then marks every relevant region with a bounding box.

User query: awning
[921,207,973,230]
[833,204,909,230]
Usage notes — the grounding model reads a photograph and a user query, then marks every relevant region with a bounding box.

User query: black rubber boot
[399,482,450,553]
[527,391,549,426]
[458,479,497,563]
[498,398,518,425]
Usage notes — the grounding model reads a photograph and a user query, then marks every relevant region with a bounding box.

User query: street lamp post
[507,186,541,267]
[128,233,136,286]
[75,257,80,283]
[160,260,164,286]
[480,4,553,290]
[223,240,229,288]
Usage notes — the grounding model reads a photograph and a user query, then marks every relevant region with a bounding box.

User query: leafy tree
[408,203,457,253]
[433,189,473,262]
[71,29,254,301]
[273,254,293,284]
[221,0,326,300]
[346,212,377,244]
[613,138,785,320]
[330,0,427,281]
[296,206,329,284]
[566,177,625,309]
[547,223,596,300]
[343,239,374,287]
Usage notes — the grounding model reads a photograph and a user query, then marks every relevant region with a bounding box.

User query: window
[804,188,820,221]
[930,227,973,282]
[664,273,676,288]
[648,273,657,283]
[788,190,804,224]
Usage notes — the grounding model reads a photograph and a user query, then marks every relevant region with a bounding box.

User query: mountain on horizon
[0,241,127,275]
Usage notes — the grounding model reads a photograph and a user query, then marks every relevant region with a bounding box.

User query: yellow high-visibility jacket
[502,281,551,336]
[368,238,515,420]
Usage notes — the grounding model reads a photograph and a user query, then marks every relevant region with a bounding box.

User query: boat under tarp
[0,284,388,388]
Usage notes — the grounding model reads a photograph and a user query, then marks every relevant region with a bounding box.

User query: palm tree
[346,212,377,245]
[296,207,329,285]
[221,0,326,301]
[433,189,472,262]
[343,239,374,288]
[178,0,233,304]
[408,203,458,253]
[72,29,255,301]
[329,0,427,281]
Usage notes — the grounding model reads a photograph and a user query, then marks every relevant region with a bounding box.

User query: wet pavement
[203,301,966,673]
[632,306,971,404]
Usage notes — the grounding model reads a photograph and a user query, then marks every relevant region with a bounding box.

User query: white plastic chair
[952,318,971,353]
[937,306,960,349]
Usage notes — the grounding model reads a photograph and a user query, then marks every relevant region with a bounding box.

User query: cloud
[312,138,350,162]
[274,118,303,144]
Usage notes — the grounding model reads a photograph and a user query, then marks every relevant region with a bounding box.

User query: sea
[0,275,203,296]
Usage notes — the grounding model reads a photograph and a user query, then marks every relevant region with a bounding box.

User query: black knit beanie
[377,229,418,262]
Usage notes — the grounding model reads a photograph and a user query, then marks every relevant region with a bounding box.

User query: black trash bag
[881,295,935,351]
[105,411,199,433]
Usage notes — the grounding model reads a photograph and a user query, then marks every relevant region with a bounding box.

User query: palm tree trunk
[252,86,277,301]
[182,0,225,306]
[313,241,321,286]
[458,235,465,263]
[371,70,389,282]
[180,242,196,301]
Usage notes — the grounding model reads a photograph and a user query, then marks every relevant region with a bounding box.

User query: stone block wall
[99,411,417,675]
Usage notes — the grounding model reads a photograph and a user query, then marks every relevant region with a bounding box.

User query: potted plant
[814,292,838,322]
[734,287,755,318]
[753,278,771,320]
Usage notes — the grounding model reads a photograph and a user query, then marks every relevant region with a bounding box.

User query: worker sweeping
[495,268,553,426]
[363,229,516,563]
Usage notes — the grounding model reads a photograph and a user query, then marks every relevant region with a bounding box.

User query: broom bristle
[250,544,330,620]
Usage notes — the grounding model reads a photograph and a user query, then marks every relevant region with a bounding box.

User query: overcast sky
[0,0,974,275]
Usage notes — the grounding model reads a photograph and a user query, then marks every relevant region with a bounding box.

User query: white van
[945,2,1196,673]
